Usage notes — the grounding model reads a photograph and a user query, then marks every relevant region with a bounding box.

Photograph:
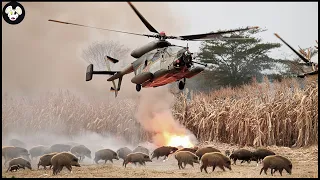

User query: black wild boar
[9,139,26,148]
[229,149,254,165]
[2,146,30,166]
[253,148,276,163]
[94,149,119,164]
[50,144,72,153]
[7,165,23,172]
[132,146,149,155]
[29,145,50,160]
[37,152,58,170]
[6,157,32,172]
[117,147,132,160]
[70,145,91,162]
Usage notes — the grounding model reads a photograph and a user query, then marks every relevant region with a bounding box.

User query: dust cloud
[2,2,188,151]
[2,2,187,98]
[135,86,198,147]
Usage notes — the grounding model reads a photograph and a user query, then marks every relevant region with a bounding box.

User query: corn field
[2,77,318,148]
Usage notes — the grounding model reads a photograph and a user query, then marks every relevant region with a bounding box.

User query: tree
[196,28,282,87]
[82,41,131,70]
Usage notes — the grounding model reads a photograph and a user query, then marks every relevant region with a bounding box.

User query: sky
[167,2,318,63]
[2,2,318,96]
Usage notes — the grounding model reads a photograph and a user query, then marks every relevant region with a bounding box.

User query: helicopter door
[149,51,161,73]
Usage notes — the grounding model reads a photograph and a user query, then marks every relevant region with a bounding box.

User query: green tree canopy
[196,28,282,87]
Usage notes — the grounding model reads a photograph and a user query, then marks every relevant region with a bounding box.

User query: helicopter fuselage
[131,45,205,88]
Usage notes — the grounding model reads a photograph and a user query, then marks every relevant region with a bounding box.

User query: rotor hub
[159,31,166,36]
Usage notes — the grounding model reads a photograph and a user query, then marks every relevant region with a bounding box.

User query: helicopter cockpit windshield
[165,46,187,58]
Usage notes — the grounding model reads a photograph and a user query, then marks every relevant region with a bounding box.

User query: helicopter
[274,33,318,79]
[48,2,259,97]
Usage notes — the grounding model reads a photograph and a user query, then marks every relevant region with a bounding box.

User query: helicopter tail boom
[107,64,134,81]
[86,64,120,81]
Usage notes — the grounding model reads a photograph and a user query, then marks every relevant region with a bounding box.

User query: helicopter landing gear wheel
[178,81,185,90]
[136,84,142,92]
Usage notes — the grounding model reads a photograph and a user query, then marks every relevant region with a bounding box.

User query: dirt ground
[2,142,318,178]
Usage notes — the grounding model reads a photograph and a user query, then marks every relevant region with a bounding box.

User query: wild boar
[51,152,81,175]
[174,151,199,169]
[66,142,81,147]
[70,145,91,162]
[50,144,72,153]
[195,147,221,159]
[151,146,178,160]
[253,148,276,163]
[123,152,152,168]
[37,152,58,170]
[7,165,23,172]
[200,152,232,173]
[2,146,30,166]
[132,146,149,155]
[9,139,26,148]
[94,149,119,164]
[225,150,231,157]
[229,149,255,165]
[6,157,32,172]
[260,155,292,176]
[117,147,132,160]
[29,145,50,160]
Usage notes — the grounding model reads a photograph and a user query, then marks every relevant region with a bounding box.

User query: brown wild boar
[195,147,221,159]
[151,146,178,160]
[132,146,149,155]
[50,144,72,153]
[123,152,152,168]
[94,149,119,164]
[51,152,81,175]
[2,146,30,166]
[37,152,58,170]
[212,152,232,168]
[229,149,254,165]
[174,151,199,169]
[260,155,292,176]
[200,152,232,173]
[271,155,292,175]
[6,157,32,172]
[253,148,276,163]
[117,147,132,160]
[9,139,26,148]
[29,145,50,160]
[7,165,23,172]
[70,145,91,162]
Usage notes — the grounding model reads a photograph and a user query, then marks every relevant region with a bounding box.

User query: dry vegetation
[174,77,318,148]
[2,142,318,178]
[2,77,318,148]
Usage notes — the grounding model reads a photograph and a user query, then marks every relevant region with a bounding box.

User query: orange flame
[162,131,194,148]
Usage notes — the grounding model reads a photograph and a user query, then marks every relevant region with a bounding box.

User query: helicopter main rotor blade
[274,33,311,65]
[168,26,259,41]
[127,2,159,34]
[48,19,154,38]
